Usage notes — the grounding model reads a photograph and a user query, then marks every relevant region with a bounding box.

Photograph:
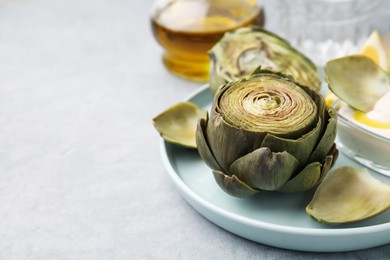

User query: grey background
[0,0,389,259]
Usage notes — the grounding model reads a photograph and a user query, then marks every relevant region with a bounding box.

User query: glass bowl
[335,104,390,177]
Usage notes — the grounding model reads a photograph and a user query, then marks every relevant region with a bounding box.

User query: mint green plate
[160,85,390,252]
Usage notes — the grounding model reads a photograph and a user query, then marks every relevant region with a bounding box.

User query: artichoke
[196,69,338,198]
[209,27,321,94]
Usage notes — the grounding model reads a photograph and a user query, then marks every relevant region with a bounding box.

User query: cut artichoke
[196,68,338,197]
[209,27,321,94]
[153,102,207,148]
[306,166,390,224]
[325,55,390,112]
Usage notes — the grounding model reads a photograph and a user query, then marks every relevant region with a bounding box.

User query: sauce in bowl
[336,92,390,176]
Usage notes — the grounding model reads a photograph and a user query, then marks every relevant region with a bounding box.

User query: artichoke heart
[306,166,390,224]
[196,69,338,197]
[209,27,321,94]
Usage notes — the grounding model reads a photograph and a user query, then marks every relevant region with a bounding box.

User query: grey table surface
[0,0,389,259]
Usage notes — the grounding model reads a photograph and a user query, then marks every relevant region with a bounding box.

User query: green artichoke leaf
[327,143,339,169]
[260,120,321,166]
[320,154,335,181]
[153,102,207,148]
[206,108,255,171]
[308,107,337,163]
[196,117,224,172]
[325,55,390,112]
[209,27,321,94]
[278,162,321,193]
[306,166,390,224]
[229,147,299,191]
[280,148,338,193]
[212,170,260,198]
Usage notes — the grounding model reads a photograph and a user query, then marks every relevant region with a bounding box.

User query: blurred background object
[150,0,265,82]
[275,0,381,66]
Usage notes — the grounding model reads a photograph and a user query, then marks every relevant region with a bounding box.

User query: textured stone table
[0,0,389,258]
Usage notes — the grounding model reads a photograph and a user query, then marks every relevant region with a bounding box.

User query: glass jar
[151,0,265,82]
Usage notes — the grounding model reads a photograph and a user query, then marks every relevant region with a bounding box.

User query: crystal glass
[276,0,380,66]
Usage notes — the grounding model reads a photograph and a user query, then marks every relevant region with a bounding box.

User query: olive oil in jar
[151,0,265,82]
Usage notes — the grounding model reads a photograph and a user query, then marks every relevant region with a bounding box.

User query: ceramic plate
[160,85,390,252]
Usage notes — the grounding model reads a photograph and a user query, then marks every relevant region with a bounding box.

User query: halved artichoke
[209,27,321,94]
[196,69,338,197]
[306,166,390,224]
[325,55,390,112]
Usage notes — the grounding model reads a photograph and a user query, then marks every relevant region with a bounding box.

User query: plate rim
[161,139,390,236]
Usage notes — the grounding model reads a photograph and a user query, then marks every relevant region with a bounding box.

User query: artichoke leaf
[206,109,254,171]
[281,148,338,193]
[325,55,390,112]
[319,155,334,181]
[212,170,260,198]
[196,117,224,172]
[319,144,339,181]
[153,102,207,148]
[229,147,299,191]
[261,121,321,166]
[306,166,390,224]
[328,144,339,169]
[308,107,337,163]
[278,162,321,193]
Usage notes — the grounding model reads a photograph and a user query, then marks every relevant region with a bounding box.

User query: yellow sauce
[353,110,390,129]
